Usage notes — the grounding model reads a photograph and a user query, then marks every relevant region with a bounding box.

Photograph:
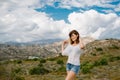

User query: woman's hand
[63,39,69,45]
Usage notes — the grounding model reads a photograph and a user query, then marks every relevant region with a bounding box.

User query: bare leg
[67,71,70,75]
[65,71,76,80]
[65,71,70,80]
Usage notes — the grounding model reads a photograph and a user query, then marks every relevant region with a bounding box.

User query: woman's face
[71,33,78,42]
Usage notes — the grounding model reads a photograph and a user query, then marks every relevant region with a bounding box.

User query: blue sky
[35,6,80,22]
[35,0,120,22]
[0,0,120,43]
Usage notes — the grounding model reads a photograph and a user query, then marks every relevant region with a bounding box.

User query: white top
[62,43,83,65]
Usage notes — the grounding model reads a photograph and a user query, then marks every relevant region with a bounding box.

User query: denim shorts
[66,63,80,74]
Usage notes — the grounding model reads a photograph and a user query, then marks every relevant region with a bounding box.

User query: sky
[0,0,120,43]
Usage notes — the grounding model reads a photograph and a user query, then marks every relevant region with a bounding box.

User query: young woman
[61,30,84,80]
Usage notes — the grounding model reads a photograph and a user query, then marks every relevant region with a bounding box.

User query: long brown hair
[69,30,79,44]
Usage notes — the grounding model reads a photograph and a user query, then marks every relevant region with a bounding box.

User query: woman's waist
[67,59,80,65]
[66,63,80,67]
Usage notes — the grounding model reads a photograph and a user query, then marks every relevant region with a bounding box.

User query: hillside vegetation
[0,39,120,80]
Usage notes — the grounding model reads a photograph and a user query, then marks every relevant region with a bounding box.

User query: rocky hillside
[83,39,120,57]
[0,44,60,61]
[0,37,94,61]
[0,38,120,80]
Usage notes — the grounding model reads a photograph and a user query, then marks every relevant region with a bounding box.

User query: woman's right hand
[62,39,69,45]
[62,40,68,45]
[62,39,69,46]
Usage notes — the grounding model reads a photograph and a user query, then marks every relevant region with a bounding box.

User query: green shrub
[105,39,109,40]
[15,60,22,64]
[99,58,108,65]
[40,59,46,63]
[14,68,21,74]
[109,56,120,62]
[29,67,49,75]
[81,61,89,67]
[48,57,56,61]
[81,61,93,74]
[95,47,103,51]
[57,60,64,65]
[93,58,108,66]
[111,45,119,49]
[91,53,96,56]
[108,45,119,49]
[93,61,100,66]
[57,66,66,72]
[100,52,105,54]
[33,58,38,61]
[38,63,43,67]
[14,76,25,80]
[81,66,90,74]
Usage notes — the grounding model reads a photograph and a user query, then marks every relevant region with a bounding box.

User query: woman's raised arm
[61,39,69,52]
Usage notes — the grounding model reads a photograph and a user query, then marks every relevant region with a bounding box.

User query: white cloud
[59,0,100,8]
[40,0,117,9]
[68,10,120,39]
[91,28,106,39]
[0,0,69,42]
[39,0,120,14]
[114,3,120,12]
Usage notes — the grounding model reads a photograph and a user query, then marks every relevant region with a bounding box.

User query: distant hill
[3,39,62,46]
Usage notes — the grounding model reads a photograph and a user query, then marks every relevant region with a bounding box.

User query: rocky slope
[0,37,94,61]
[0,38,120,80]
